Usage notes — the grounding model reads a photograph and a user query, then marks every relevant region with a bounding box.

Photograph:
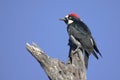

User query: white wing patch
[90,38,94,46]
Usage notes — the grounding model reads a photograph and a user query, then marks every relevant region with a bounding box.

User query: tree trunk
[26,42,86,80]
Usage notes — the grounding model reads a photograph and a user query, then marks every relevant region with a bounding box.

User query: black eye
[68,16,72,20]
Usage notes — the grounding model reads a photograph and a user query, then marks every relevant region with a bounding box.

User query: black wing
[67,20,94,53]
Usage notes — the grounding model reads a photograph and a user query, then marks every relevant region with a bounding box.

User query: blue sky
[0,0,120,80]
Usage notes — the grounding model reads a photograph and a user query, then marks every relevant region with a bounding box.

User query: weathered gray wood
[26,42,86,80]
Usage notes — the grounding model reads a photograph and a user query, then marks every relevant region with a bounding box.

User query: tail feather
[94,44,102,57]
[92,51,99,59]
[84,51,89,69]
[92,37,102,57]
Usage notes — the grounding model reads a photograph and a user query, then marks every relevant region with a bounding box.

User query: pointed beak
[59,18,66,21]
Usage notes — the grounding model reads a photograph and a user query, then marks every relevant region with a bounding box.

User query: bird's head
[60,13,80,25]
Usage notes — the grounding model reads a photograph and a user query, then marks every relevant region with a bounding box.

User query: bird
[60,13,102,68]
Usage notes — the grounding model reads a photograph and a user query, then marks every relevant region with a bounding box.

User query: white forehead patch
[65,15,74,25]
[65,15,69,19]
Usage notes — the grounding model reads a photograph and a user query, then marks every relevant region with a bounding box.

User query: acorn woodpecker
[60,13,102,68]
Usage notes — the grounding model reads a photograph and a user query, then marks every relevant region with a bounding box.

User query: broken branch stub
[26,42,86,80]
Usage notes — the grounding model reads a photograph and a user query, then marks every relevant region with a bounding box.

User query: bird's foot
[72,46,80,54]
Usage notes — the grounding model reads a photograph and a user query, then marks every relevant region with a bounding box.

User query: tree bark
[26,41,86,80]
